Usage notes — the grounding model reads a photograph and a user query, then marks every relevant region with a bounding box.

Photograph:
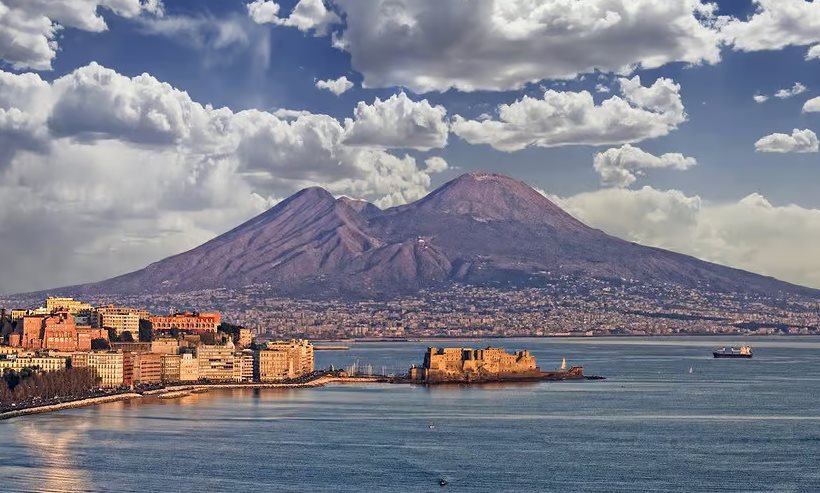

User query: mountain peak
[406,171,582,227]
[52,171,817,300]
[290,186,335,203]
[336,196,382,218]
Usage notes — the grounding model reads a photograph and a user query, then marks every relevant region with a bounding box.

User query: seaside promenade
[0,374,387,420]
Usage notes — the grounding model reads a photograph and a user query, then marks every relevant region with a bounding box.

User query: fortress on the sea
[409,347,545,383]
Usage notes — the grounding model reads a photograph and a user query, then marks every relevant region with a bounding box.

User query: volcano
[59,172,817,299]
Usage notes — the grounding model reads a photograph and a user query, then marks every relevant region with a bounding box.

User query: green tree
[91,338,110,350]
[138,319,154,342]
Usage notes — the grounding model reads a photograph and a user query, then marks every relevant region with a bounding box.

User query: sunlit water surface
[2,336,820,492]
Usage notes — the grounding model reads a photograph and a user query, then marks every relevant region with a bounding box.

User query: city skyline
[2,0,820,294]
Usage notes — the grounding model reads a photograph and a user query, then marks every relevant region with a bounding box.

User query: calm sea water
[2,336,820,492]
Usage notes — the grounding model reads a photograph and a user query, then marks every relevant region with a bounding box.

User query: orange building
[20,315,47,349]
[133,352,162,385]
[42,313,81,352]
[149,312,221,333]
[76,326,108,350]
[16,312,97,352]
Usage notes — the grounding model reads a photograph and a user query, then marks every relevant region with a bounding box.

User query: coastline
[0,375,388,421]
[0,392,142,421]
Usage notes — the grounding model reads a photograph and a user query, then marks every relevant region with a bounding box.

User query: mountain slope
[61,172,817,299]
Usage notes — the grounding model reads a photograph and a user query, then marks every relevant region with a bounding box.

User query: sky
[1,0,820,294]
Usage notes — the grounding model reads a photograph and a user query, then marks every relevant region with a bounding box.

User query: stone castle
[409,346,541,383]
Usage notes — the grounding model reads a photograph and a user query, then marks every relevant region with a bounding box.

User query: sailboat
[560,358,568,371]
[688,366,694,374]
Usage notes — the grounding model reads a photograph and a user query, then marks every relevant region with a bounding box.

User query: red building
[42,312,80,352]
[14,312,93,352]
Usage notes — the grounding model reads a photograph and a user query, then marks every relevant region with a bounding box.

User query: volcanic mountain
[63,172,816,299]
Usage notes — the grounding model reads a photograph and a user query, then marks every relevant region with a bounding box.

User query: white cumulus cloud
[754,128,818,153]
[328,0,723,92]
[774,82,807,99]
[247,0,339,35]
[593,144,696,188]
[451,76,685,152]
[315,76,353,95]
[0,0,163,70]
[0,63,450,294]
[802,97,820,113]
[343,92,448,151]
[722,0,820,52]
[555,186,820,290]
[424,156,448,174]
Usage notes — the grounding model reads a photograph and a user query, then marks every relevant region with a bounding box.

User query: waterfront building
[0,354,67,373]
[237,350,254,382]
[150,312,221,333]
[410,347,538,382]
[151,337,180,355]
[160,354,181,383]
[73,351,125,387]
[179,353,199,381]
[196,341,238,381]
[133,352,162,385]
[255,339,314,381]
[123,352,134,386]
[46,297,92,314]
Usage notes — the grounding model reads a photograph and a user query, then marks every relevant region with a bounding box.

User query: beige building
[97,305,150,320]
[151,337,180,355]
[237,350,254,382]
[46,297,92,314]
[238,328,253,348]
[10,307,49,321]
[0,354,67,373]
[255,339,314,382]
[98,309,141,339]
[197,342,239,381]
[0,346,19,356]
[161,353,181,383]
[179,353,199,382]
[73,351,124,387]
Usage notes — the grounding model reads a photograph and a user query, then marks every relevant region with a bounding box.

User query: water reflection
[18,418,91,493]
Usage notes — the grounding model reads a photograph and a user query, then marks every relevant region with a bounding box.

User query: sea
[2,336,820,492]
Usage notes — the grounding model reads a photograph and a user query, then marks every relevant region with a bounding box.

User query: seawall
[0,393,142,420]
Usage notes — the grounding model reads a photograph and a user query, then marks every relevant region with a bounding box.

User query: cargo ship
[713,345,752,359]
